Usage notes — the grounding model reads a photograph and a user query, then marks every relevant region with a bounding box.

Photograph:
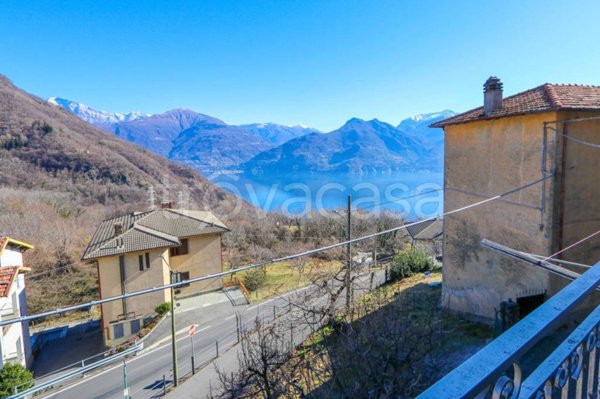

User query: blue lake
[210,171,443,219]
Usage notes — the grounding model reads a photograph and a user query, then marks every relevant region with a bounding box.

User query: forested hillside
[0,75,249,315]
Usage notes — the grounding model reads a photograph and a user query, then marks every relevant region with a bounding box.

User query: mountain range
[0,77,245,217]
[48,98,321,173]
[48,98,454,176]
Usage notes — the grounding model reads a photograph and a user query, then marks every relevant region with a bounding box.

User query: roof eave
[430,108,565,128]
[81,242,180,261]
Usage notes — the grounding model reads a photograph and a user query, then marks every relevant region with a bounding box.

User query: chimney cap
[484,76,503,92]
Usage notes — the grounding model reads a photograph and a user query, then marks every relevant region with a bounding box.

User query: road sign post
[123,359,129,399]
[189,324,197,374]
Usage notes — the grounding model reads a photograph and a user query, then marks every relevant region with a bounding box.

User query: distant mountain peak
[48,97,149,125]
[405,110,456,123]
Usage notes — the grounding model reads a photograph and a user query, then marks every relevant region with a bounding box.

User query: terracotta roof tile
[432,84,600,128]
[0,267,18,297]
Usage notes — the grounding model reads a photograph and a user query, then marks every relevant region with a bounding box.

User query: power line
[327,189,442,215]
[563,134,600,149]
[26,262,83,279]
[355,189,443,211]
[0,174,552,328]
[541,230,600,262]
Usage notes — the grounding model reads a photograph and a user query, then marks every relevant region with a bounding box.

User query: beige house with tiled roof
[0,237,33,367]
[432,77,600,321]
[82,208,228,345]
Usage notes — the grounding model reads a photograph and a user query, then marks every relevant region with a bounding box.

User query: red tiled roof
[0,267,18,297]
[431,84,600,128]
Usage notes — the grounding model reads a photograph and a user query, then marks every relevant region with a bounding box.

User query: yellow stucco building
[82,208,228,345]
[432,78,600,321]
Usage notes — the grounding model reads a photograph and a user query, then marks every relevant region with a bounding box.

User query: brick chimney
[483,76,503,115]
[160,201,173,209]
[113,222,123,236]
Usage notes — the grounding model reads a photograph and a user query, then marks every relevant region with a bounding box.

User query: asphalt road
[40,268,386,399]
[166,268,388,399]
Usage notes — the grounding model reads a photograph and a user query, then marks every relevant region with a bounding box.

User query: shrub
[41,122,53,134]
[155,302,172,316]
[0,363,33,396]
[389,249,434,282]
[243,267,267,292]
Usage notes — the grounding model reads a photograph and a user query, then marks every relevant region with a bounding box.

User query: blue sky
[1,0,599,131]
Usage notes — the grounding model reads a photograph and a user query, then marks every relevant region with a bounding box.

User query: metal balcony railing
[418,260,600,399]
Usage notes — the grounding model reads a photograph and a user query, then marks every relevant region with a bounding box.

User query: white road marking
[46,325,214,398]
[247,305,258,311]
[225,315,236,320]
[141,324,212,352]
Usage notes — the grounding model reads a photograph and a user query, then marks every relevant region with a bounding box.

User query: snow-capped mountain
[48,95,454,176]
[398,110,456,127]
[48,97,148,126]
[397,109,456,149]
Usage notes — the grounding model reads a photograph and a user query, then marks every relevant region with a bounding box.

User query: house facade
[433,78,600,321]
[82,208,228,345]
[406,218,443,259]
[0,237,33,368]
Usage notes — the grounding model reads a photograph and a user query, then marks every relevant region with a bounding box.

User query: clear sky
[1,0,599,131]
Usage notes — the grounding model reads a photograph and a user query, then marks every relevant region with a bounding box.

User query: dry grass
[289,272,492,397]
[226,259,343,302]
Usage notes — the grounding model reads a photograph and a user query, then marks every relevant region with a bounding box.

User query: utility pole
[345,195,352,310]
[170,271,179,387]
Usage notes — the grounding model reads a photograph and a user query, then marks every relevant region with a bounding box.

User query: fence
[28,268,385,398]
[8,342,143,399]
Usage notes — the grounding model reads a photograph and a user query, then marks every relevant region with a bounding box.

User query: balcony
[418,260,600,399]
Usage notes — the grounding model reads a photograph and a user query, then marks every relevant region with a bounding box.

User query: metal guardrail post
[7,342,143,399]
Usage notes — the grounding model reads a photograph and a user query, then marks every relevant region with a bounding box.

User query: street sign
[189,324,198,337]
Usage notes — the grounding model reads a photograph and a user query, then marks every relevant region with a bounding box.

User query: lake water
[210,171,443,219]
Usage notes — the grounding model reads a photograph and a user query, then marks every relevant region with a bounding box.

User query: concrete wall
[442,112,558,320]
[97,249,169,341]
[557,111,600,262]
[169,234,223,296]
[97,234,224,344]
[0,277,27,367]
[0,247,23,267]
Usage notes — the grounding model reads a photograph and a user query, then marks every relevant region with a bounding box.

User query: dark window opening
[130,319,141,334]
[113,323,124,339]
[170,239,189,257]
[175,271,191,288]
[517,290,546,319]
[139,252,151,271]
